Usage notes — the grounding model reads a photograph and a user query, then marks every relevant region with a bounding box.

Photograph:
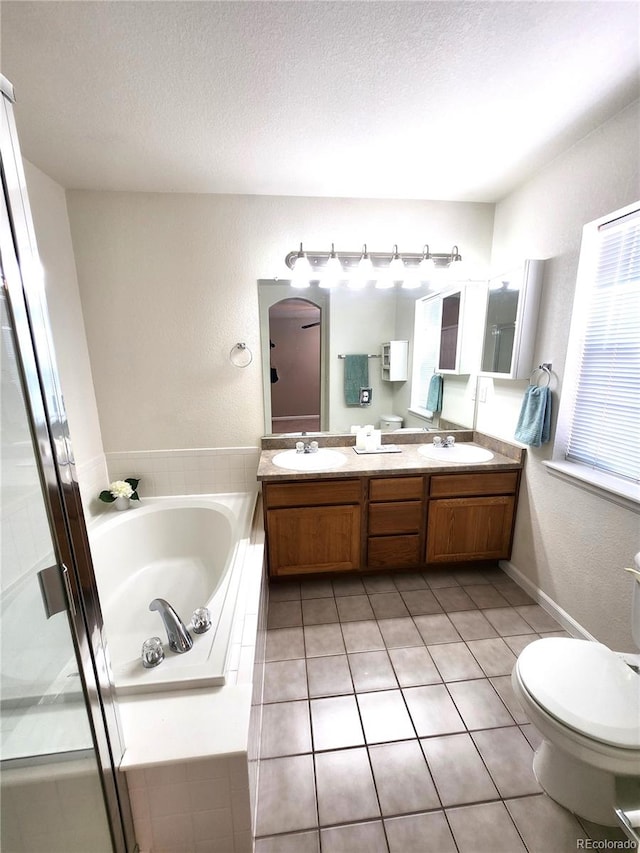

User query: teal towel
[426,374,443,413]
[515,385,551,447]
[344,355,369,406]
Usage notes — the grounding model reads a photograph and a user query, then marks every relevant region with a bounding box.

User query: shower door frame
[1,75,135,852]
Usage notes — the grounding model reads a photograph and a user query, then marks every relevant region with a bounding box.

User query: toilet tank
[380,414,403,431]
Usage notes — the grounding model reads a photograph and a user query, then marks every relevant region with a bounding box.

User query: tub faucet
[149,598,193,654]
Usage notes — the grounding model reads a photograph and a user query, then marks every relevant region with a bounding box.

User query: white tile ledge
[118,683,252,769]
[544,460,640,514]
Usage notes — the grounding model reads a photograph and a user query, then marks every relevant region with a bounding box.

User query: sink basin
[418,443,494,463]
[272,448,348,471]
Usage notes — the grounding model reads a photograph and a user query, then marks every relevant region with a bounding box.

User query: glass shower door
[0,227,114,849]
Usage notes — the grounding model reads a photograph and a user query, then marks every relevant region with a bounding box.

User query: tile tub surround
[254,567,630,852]
[106,446,261,497]
[1,755,112,853]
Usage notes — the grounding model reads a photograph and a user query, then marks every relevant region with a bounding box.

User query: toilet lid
[517,638,640,749]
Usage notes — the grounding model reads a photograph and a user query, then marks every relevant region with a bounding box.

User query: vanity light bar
[285,244,462,273]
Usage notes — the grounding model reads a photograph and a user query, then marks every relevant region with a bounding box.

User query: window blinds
[566,207,640,483]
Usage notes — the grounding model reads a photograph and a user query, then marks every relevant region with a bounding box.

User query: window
[550,201,640,506]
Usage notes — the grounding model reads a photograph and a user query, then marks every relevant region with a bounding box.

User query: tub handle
[141,637,165,668]
[192,607,212,634]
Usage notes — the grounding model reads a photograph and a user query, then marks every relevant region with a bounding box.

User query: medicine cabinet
[381,340,408,381]
[433,284,487,375]
[480,260,544,380]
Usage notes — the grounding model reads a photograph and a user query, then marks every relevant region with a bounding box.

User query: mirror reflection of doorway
[269,298,321,433]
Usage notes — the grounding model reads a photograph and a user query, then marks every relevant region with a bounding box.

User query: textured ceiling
[1,0,639,201]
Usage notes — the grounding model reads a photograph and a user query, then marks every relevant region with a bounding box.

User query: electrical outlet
[359,387,373,406]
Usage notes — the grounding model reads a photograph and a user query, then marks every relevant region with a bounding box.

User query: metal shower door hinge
[38,563,75,618]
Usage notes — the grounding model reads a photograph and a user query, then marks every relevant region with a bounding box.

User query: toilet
[512,555,640,827]
[379,414,403,431]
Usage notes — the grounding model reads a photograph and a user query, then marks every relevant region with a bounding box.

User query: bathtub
[88,492,258,695]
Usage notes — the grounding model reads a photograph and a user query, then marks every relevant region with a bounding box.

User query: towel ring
[529,364,551,387]
[230,342,252,368]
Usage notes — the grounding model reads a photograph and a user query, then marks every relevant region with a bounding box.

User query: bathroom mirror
[258,279,478,435]
[480,260,544,380]
[258,282,330,433]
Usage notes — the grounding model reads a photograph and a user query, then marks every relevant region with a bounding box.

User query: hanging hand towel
[344,355,369,406]
[514,385,551,447]
[426,373,443,414]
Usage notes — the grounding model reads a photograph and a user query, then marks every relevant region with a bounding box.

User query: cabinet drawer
[429,471,518,498]
[369,476,424,502]
[368,535,421,568]
[368,501,422,535]
[265,478,361,508]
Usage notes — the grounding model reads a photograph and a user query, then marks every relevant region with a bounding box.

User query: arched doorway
[258,281,328,434]
[269,298,321,433]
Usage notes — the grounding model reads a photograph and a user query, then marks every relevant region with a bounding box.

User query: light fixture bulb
[291,243,312,288]
[350,244,374,289]
[388,244,405,280]
[447,245,466,279]
[319,243,343,288]
[418,245,436,282]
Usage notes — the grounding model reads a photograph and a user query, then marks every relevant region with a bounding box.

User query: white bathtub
[89,492,258,695]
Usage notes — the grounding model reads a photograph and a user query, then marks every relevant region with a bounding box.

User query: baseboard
[498,560,597,642]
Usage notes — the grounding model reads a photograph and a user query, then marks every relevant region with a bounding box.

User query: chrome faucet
[296,440,319,454]
[149,598,193,653]
[433,435,456,448]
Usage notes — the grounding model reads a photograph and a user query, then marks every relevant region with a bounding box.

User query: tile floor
[254,566,630,853]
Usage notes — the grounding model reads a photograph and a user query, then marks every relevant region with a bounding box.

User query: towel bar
[338,353,381,359]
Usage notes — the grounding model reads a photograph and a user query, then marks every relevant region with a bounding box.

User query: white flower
[109,480,134,499]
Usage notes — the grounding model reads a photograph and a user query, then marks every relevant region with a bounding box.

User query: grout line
[259,566,574,848]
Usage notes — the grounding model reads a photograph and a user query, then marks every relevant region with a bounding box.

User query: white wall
[23,162,107,513]
[65,193,494,450]
[480,100,640,650]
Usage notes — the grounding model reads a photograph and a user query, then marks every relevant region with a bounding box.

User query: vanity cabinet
[425,471,519,563]
[480,260,544,379]
[367,476,425,568]
[262,464,522,578]
[264,479,362,576]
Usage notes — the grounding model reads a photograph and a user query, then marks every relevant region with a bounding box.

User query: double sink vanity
[257,431,524,579]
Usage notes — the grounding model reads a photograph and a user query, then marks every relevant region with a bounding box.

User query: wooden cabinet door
[426,496,515,562]
[267,505,361,576]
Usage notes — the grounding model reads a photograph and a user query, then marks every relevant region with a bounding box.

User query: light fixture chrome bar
[285,246,461,271]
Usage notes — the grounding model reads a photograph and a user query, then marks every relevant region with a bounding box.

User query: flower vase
[114,496,130,511]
